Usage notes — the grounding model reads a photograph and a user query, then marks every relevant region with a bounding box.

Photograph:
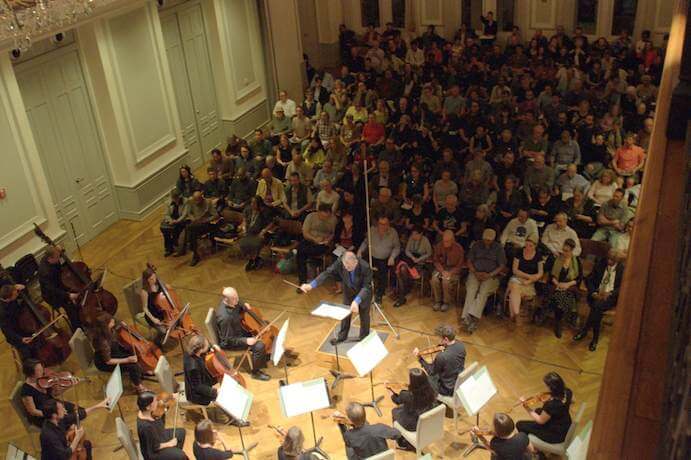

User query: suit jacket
[183,352,217,406]
[585,259,624,303]
[313,257,372,307]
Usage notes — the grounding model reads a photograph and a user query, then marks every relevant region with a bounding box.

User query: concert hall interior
[0,0,688,459]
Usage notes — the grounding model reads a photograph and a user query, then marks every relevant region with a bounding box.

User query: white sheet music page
[105,364,123,412]
[346,331,388,376]
[215,374,253,421]
[272,319,290,366]
[310,302,351,320]
[456,365,497,415]
[279,378,330,417]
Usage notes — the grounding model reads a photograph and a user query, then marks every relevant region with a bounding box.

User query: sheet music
[311,302,351,320]
[215,374,253,422]
[332,245,346,257]
[105,364,123,413]
[456,365,497,416]
[272,319,290,366]
[279,378,330,417]
[346,331,388,376]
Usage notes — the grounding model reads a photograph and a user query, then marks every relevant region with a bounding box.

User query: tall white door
[297,0,321,68]
[161,3,220,168]
[16,48,117,247]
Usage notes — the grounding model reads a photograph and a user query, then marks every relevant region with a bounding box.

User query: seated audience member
[462,229,506,333]
[334,402,401,459]
[256,168,286,212]
[529,188,560,230]
[202,167,227,205]
[369,159,400,196]
[239,196,274,271]
[432,148,461,182]
[459,170,492,217]
[561,187,598,238]
[290,107,312,146]
[369,187,401,224]
[296,205,337,285]
[208,148,234,182]
[520,124,549,162]
[285,151,314,186]
[283,172,314,220]
[500,208,539,255]
[394,226,432,307]
[549,130,581,172]
[265,155,284,180]
[313,160,339,190]
[303,137,326,168]
[586,169,618,206]
[506,237,544,321]
[270,108,292,140]
[592,189,629,245]
[226,167,255,211]
[611,132,645,177]
[358,216,400,304]
[388,368,438,444]
[275,134,293,169]
[403,195,432,234]
[464,204,496,247]
[316,179,340,214]
[540,239,581,337]
[431,231,465,312]
[361,112,386,149]
[401,163,430,205]
[434,195,465,239]
[274,90,297,118]
[464,146,493,184]
[234,144,260,180]
[612,219,634,253]
[413,325,466,396]
[495,175,525,229]
[249,129,273,160]
[179,190,219,267]
[523,153,555,201]
[555,164,590,199]
[432,170,458,211]
[574,249,625,351]
[516,372,573,445]
[541,212,582,258]
[176,164,201,198]
[160,189,187,257]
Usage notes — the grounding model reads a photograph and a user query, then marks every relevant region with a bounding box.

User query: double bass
[204,346,246,388]
[146,263,198,340]
[0,264,71,367]
[33,224,117,326]
[114,321,162,373]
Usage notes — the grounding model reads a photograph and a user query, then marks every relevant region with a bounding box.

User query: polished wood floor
[0,208,609,459]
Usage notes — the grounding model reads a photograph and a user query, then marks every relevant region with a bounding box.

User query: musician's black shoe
[245,259,256,271]
[394,298,406,307]
[573,330,587,342]
[329,338,346,346]
[251,370,270,381]
[589,340,598,352]
[189,255,200,267]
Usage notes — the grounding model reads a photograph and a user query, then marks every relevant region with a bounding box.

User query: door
[161,3,220,168]
[297,0,321,68]
[16,48,118,246]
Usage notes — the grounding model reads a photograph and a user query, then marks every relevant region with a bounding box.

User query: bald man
[214,287,269,380]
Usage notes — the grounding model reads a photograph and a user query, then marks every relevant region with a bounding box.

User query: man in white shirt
[405,41,425,67]
[541,212,582,257]
[273,90,297,118]
[500,208,539,251]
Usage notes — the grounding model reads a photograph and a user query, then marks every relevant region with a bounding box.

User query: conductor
[300,251,372,345]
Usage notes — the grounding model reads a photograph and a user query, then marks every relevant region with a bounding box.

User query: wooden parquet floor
[0,208,609,459]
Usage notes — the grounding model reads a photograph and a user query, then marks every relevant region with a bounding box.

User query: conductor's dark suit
[311,256,373,341]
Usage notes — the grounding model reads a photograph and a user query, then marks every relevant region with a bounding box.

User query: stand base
[236,442,258,460]
[306,436,330,460]
[329,369,355,389]
[463,433,488,457]
[362,395,385,417]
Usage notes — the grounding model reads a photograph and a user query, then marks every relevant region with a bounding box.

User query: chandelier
[0,0,114,52]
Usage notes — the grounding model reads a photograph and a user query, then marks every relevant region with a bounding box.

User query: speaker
[10,49,20,61]
[51,32,65,44]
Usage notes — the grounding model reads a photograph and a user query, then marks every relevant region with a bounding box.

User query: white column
[264,0,305,104]
[315,0,344,67]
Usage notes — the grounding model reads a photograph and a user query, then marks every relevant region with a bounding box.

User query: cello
[146,262,198,340]
[0,264,71,367]
[204,346,247,388]
[114,321,162,373]
[33,224,117,326]
[239,303,280,355]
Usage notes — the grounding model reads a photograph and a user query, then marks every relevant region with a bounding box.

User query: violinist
[193,419,235,460]
[516,372,573,444]
[38,245,82,330]
[136,392,187,460]
[91,312,148,393]
[333,402,401,460]
[412,325,466,397]
[387,368,437,448]
[277,426,313,460]
[39,399,91,460]
[21,358,109,429]
[140,267,169,344]
[0,283,34,359]
[214,287,270,381]
[480,412,535,460]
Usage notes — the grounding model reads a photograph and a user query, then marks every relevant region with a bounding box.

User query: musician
[214,287,270,381]
[91,312,148,393]
[477,412,534,460]
[516,372,573,444]
[40,399,91,460]
[193,419,235,459]
[388,368,438,435]
[277,426,313,460]
[21,358,109,428]
[300,251,373,345]
[184,335,219,406]
[413,325,466,397]
[334,402,401,459]
[137,391,187,460]
[0,283,34,359]
[38,245,82,330]
[140,267,169,344]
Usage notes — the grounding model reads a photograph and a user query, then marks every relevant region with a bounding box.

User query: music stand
[271,319,290,385]
[455,366,497,457]
[279,378,331,460]
[215,375,257,459]
[346,331,388,417]
[310,302,355,389]
[162,302,191,347]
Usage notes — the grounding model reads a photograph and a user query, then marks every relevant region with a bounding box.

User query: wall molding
[530,0,557,30]
[221,98,270,139]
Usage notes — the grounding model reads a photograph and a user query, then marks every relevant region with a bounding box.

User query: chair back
[69,328,95,372]
[116,416,142,460]
[365,449,395,460]
[205,308,219,346]
[277,218,304,238]
[154,355,177,394]
[563,402,587,447]
[453,361,479,404]
[223,210,244,225]
[414,403,445,449]
[9,382,34,431]
[122,278,144,323]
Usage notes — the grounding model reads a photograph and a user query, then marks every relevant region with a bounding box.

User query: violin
[239,303,279,355]
[417,344,445,356]
[33,224,118,326]
[146,263,198,340]
[37,370,83,394]
[321,413,354,427]
[115,321,162,373]
[204,347,247,388]
[67,406,89,460]
[1,264,72,367]
[152,392,176,419]
[509,391,552,411]
[268,424,287,439]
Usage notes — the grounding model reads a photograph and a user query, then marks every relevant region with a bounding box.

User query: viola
[417,344,445,357]
[115,321,162,373]
[152,392,176,419]
[321,413,354,427]
[67,406,89,460]
[146,262,198,340]
[509,391,552,411]
[240,304,279,355]
[268,424,286,439]
[204,347,246,388]
[37,370,83,394]
[1,264,71,367]
[33,224,117,326]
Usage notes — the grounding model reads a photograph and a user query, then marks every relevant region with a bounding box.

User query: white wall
[264,0,305,103]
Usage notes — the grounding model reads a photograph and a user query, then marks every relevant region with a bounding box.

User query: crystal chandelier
[0,0,114,52]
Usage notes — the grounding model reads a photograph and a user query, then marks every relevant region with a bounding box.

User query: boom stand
[307,411,330,460]
[329,326,354,390]
[235,424,257,460]
[463,412,488,457]
[361,371,385,417]
[361,157,399,339]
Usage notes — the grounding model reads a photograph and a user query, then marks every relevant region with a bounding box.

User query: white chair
[393,403,446,457]
[69,328,99,376]
[154,355,209,420]
[9,382,39,453]
[436,361,479,430]
[205,308,219,345]
[365,449,395,460]
[529,402,587,457]
[116,416,143,460]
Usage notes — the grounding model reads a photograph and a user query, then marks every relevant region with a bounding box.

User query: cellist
[214,287,270,381]
[38,245,82,330]
[39,399,91,460]
[0,283,34,359]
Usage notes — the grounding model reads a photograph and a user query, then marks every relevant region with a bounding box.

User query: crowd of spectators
[162,17,664,346]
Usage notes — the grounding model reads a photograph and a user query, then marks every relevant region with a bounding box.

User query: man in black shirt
[40,399,90,460]
[335,402,401,459]
[38,246,81,330]
[214,287,270,381]
[0,283,34,359]
[414,325,466,396]
[482,412,534,460]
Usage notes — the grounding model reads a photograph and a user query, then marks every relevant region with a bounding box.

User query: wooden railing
[587,1,689,458]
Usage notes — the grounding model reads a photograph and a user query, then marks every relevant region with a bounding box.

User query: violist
[137,392,187,460]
